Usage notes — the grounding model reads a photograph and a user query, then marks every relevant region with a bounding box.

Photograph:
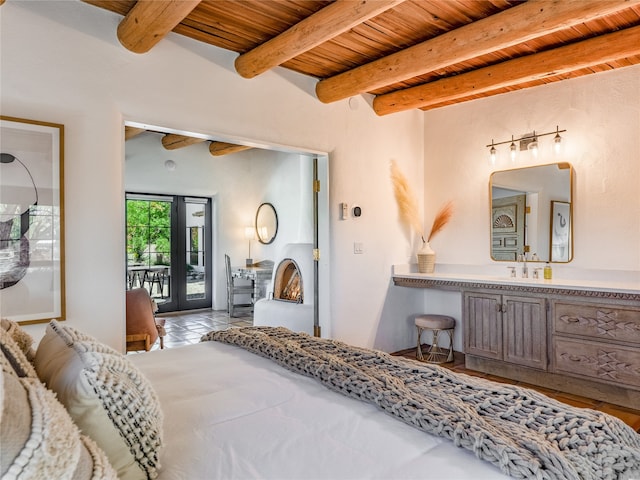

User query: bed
[2,319,640,480]
[130,339,510,480]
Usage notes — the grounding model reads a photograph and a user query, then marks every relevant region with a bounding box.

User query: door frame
[123,120,331,337]
[125,192,213,313]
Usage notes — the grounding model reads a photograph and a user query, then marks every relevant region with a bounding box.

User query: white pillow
[0,367,117,480]
[34,321,163,480]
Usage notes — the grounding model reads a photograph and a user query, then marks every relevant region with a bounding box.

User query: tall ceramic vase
[417,242,435,273]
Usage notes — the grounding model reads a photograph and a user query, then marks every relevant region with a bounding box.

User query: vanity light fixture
[486,126,566,163]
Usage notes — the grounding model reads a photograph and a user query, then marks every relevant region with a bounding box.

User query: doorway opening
[126,193,212,313]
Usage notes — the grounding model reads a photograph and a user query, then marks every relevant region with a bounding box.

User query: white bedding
[130,341,510,480]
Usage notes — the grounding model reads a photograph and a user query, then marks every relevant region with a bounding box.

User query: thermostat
[340,202,348,220]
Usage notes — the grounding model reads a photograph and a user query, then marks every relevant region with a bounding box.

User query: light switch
[354,242,364,254]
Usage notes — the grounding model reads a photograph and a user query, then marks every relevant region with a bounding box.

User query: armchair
[125,287,166,352]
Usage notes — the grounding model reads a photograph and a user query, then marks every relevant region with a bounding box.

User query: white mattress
[130,341,510,480]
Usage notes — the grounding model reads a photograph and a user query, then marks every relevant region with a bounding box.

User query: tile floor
[149,308,253,351]
[141,310,640,432]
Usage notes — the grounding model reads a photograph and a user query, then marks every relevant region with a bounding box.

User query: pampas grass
[390,159,454,243]
[390,160,425,242]
[427,201,454,242]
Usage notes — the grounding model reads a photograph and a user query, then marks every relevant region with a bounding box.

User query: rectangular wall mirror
[490,162,573,263]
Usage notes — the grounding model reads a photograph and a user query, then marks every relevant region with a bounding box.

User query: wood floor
[148,310,640,433]
[394,346,640,433]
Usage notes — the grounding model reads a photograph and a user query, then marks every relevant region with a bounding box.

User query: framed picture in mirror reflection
[551,201,571,262]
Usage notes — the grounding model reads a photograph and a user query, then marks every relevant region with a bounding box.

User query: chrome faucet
[517,254,528,278]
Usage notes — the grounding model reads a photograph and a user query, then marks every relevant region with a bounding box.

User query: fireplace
[253,243,314,335]
[273,258,303,303]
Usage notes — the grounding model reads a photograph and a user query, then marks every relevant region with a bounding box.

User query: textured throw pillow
[1,318,36,361]
[0,327,37,378]
[0,366,117,479]
[34,321,163,480]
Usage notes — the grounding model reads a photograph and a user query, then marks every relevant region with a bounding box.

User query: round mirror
[255,202,278,244]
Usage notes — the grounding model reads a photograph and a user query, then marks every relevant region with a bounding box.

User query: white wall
[125,131,313,310]
[1,1,424,352]
[423,64,640,273]
[419,63,640,351]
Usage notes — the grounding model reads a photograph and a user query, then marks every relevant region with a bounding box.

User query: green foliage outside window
[126,200,171,265]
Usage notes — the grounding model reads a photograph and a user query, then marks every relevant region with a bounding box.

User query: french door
[125,193,211,312]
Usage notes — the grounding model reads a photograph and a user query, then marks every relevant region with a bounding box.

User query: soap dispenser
[544,263,552,280]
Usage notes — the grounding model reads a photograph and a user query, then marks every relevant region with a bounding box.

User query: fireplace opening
[273,258,303,303]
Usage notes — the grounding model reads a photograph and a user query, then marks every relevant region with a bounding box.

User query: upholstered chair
[125,287,166,352]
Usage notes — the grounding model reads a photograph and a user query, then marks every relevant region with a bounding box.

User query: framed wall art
[0,116,65,324]
[550,200,571,263]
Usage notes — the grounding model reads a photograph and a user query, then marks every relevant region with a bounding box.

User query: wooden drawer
[553,337,640,389]
[553,302,640,345]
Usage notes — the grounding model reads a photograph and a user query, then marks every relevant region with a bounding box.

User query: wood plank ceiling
[83,0,640,151]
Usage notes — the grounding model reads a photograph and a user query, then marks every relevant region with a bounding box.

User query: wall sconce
[486,126,565,163]
[244,226,255,266]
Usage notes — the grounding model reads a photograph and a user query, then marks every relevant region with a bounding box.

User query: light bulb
[528,133,538,157]
[510,136,517,162]
[489,141,496,164]
[554,126,562,154]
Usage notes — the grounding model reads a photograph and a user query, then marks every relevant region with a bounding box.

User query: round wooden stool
[415,314,455,364]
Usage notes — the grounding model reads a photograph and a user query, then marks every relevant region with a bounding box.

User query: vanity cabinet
[393,268,640,409]
[464,291,547,371]
[551,300,640,389]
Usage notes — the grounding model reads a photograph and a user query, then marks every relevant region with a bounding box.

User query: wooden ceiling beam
[117,0,201,54]
[161,134,206,150]
[209,142,252,156]
[316,0,640,104]
[124,126,145,140]
[373,25,640,115]
[235,0,405,79]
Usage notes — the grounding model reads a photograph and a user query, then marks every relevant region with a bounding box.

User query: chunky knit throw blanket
[202,327,640,480]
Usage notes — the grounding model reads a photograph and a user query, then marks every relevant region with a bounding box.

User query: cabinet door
[464,292,502,360]
[503,295,547,370]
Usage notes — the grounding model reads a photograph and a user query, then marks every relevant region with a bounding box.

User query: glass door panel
[180,198,210,309]
[125,197,173,306]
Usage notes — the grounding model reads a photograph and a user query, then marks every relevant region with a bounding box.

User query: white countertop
[392,264,640,295]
